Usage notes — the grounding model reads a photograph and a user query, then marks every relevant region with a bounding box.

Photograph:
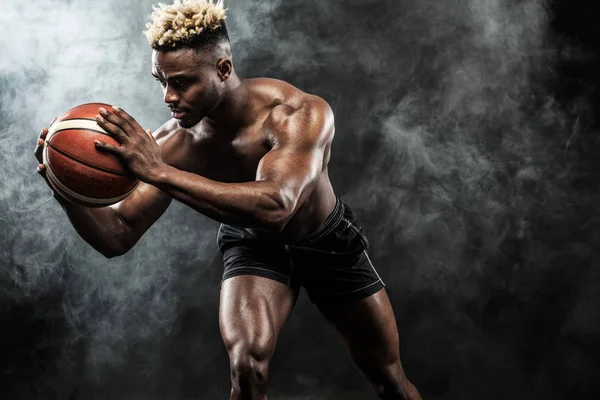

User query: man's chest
[161,126,271,183]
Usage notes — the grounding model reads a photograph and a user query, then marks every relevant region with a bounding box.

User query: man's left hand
[94,106,165,183]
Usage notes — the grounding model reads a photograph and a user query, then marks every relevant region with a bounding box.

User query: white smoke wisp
[0,0,218,389]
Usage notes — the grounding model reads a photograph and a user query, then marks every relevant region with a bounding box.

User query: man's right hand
[33,118,62,199]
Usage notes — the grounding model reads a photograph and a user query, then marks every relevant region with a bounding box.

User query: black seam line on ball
[46,142,129,177]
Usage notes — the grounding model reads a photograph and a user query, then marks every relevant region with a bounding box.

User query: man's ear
[217,58,233,81]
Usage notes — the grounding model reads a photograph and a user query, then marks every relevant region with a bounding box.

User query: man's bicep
[256,143,327,215]
[257,146,323,183]
[257,99,334,206]
[110,182,172,249]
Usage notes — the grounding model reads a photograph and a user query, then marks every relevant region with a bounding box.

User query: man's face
[151,48,221,128]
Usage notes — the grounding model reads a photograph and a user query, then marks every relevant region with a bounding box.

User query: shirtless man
[33,1,421,399]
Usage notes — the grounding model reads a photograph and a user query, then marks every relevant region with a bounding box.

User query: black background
[1,0,600,398]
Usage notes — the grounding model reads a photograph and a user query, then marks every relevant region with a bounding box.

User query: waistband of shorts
[294,197,344,245]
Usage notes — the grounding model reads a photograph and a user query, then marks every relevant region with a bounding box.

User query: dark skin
[34,45,421,400]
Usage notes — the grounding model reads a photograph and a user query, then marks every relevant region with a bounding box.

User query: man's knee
[228,340,272,390]
[230,352,269,387]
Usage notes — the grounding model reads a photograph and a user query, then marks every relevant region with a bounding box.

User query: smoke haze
[1,0,599,399]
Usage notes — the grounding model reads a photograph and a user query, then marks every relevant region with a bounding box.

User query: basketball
[42,102,140,207]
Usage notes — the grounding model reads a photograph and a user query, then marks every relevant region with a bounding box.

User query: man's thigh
[219,275,298,354]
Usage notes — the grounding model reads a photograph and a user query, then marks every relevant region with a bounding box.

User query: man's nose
[164,86,178,104]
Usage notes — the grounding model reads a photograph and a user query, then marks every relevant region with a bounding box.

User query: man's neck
[202,74,249,136]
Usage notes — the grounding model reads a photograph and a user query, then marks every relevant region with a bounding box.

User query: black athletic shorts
[216,197,385,304]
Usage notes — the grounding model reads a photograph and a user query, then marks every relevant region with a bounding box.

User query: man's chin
[175,115,201,129]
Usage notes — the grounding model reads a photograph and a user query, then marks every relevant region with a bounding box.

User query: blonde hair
[145,0,227,49]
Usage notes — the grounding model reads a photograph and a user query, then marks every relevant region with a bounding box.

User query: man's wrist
[144,162,171,186]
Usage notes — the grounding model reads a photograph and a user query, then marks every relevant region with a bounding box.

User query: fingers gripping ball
[42,103,140,207]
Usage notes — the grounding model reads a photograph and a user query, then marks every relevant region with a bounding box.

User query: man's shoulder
[267,93,333,133]
[264,96,335,148]
[246,78,330,123]
[270,95,332,120]
[153,119,192,161]
[247,77,331,112]
[245,77,335,146]
[151,119,200,169]
[153,119,181,142]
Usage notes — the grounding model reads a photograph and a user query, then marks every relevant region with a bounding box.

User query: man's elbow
[100,245,127,259]
[259,191,296,233]
[103,251,122,259]
[98,238,131,259]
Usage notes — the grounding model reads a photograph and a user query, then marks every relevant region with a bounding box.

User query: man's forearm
[55,195,128,257]
[147,164,288,230]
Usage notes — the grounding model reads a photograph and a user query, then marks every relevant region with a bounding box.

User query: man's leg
[317,288,422,400]
[220,275,298,400]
